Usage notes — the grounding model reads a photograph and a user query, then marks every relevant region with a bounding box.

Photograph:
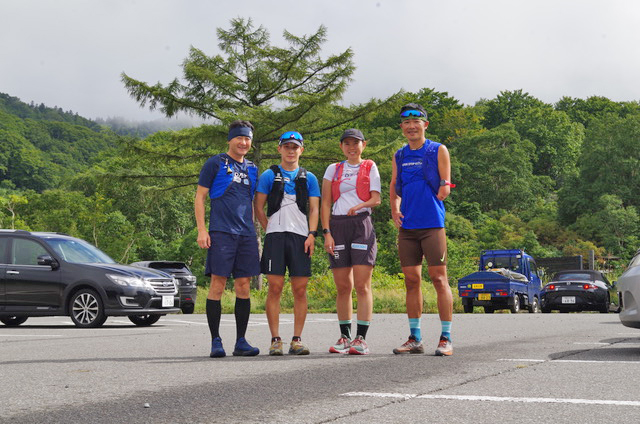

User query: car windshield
[43,237,116,264]
[484,256,522,273]
[555,273,593,281]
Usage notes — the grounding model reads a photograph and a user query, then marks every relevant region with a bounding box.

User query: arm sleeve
[307,172,321,197]
[256,169,275,194]
[369,162,382,193]
[323,163,337,181]
[198,156,220,188]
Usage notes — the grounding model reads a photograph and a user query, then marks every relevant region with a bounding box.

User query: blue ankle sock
[441,320,452,340]
[409,318,421,341]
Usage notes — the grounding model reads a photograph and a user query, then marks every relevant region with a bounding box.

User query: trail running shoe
[435,335,453,356]
[348,335,370,355]
[232,337,260,356]
[269,339,284,356]
[288,340,310,355]
[392,335,425,354]
[329,334,351,354]
[210,337,226,358]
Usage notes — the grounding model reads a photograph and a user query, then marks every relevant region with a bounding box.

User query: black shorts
[261,232,311,277]
[328,212,377,269]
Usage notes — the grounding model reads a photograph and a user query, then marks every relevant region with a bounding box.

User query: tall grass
[194,267,466,314]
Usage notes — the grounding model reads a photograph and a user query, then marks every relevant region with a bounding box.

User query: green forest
[2,19,639,302]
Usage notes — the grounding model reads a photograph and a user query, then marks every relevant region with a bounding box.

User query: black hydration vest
[266,165,309,217]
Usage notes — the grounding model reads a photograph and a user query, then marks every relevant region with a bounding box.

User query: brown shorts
[328,213,377,269]
[398,227,447,267]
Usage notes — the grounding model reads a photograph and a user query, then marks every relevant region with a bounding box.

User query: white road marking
[342,392,640,407]
[498,358,640,364]
[0,334,62,337]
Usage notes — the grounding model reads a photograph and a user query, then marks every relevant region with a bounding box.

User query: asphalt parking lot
[1,312,639,423]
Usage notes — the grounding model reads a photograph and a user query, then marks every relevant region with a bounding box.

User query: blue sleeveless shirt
[197,153,258,236]
[395,141,445,229]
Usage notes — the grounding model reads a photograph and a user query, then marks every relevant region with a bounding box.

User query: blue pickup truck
[458,249,543,313]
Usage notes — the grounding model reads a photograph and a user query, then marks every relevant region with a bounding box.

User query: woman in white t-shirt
[321,128,381,355]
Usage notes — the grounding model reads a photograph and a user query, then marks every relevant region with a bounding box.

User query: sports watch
[308,230,318,237]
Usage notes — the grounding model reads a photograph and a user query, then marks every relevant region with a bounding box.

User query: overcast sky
[2,0,640,122]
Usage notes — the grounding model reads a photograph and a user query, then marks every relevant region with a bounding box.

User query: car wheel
[484,306,494,314]
[510,294,521,313]
[181,304,195,314]
[128,314,162,326]
[0,316,28,326]
[69,289,107,328]
[528,297,540,313]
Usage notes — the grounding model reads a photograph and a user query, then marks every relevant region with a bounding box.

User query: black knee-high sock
[235,297,251,339]
[206,299,221,339]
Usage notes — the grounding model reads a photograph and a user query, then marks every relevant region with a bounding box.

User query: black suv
[130,261,198,314]
[0,230,180,327]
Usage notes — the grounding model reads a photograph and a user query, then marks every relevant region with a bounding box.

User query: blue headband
[228,126,253,141]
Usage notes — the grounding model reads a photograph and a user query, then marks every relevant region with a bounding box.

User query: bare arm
[346,191,382,216]
[254,192,268,231]
[320,178,335,255]
[390,155,403,228]
[194,185,211,248]
[304,196,320,256]
[437,144,452,201]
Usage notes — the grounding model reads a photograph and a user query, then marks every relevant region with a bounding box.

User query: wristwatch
[440,179,456,187]
[308,230,318,237]
[323,229,331,235]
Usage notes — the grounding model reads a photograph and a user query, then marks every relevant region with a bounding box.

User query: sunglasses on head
[400,109,426,118]
[279,131,303,143]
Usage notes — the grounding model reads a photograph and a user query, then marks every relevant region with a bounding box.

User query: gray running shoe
[269,339,284,356]
[329,334,351,354]
[348,335,370,355]
[435,336,453,356]
[393,336,425,354]
[289,340,310,355]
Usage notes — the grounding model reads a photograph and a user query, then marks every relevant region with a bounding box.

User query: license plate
[162,296,174,307]
[472,284,484,289]
[562,296,576,304]
[478,293,491,301]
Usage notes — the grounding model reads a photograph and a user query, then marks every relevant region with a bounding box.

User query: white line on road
[0,334,62,337]
[342,392,640,407]
[498,358,640,364]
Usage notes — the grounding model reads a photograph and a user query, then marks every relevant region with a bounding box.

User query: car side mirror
[37,255,59,270]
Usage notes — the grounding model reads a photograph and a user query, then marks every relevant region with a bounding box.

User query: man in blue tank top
[195,120,261,358]
[390,103,455,356]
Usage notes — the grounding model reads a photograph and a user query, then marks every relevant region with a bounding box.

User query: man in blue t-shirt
[389,103,455,357]
[254,131,321,356]
[195,120,261,358]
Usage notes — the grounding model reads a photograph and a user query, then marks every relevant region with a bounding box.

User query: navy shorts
[261,232,311,277]
[328,212,377,269]
[205,231,260,278]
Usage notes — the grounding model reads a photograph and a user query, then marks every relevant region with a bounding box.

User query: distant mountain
[0,93,119,192]
[95,115,205,138]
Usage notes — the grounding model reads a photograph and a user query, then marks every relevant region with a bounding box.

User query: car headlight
[185,275,197,283]
[107,274,148,288]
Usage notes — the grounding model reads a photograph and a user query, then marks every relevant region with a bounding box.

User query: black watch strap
[308,230,318,237]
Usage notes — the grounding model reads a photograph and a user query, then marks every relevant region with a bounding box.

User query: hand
[324,233,335,256]
[197,229,211,249]
[437,185,451,201]
[391,210,404,228]
[304,236,315,257]
[347,205,360,216]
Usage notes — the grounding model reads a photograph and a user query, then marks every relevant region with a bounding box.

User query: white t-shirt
[323,161,381,216]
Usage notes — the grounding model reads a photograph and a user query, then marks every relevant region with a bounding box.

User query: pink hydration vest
[331,160,373,202]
